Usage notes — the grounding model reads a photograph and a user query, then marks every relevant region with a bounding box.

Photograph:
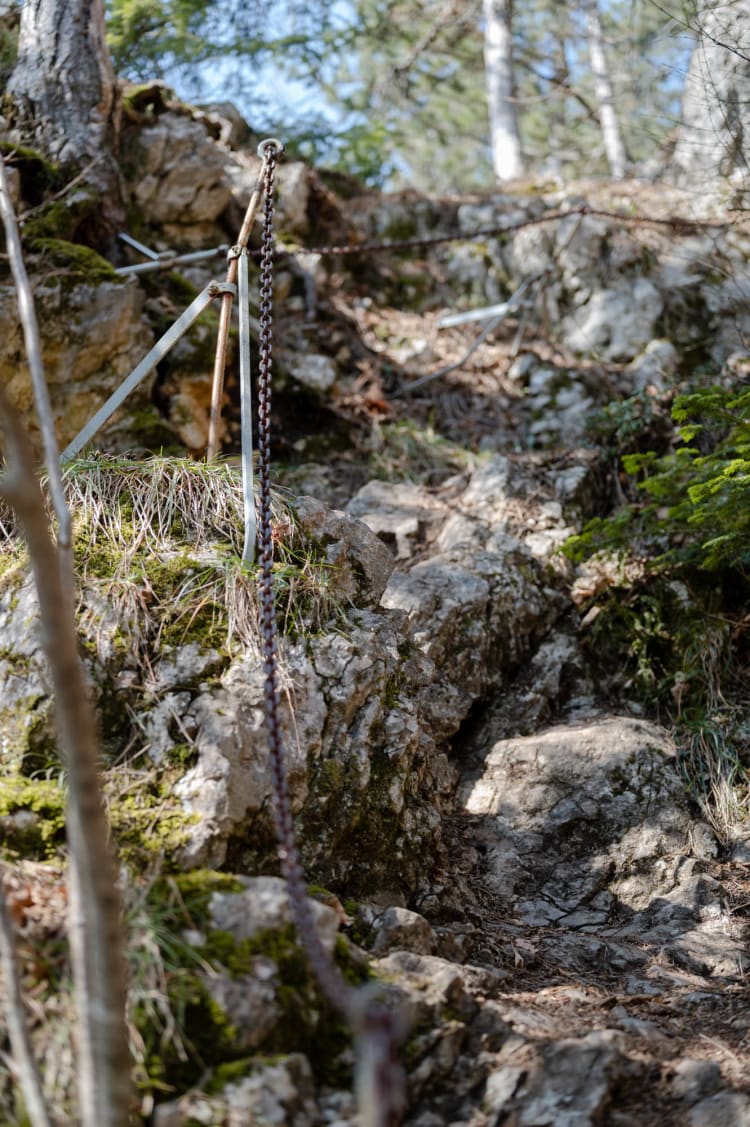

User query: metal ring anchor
[257,138,285,159]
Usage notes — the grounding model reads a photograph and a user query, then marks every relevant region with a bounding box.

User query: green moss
[133,964,240,1096]
[147,870,245,927]
[107,772,198,865]
[27,238,119,283]
[205,1057,256,1094]
[126,405,183,455]
[0,777,66,858]
[0,143,60,204]
[21,185,105,243]
[198,921,366,1086]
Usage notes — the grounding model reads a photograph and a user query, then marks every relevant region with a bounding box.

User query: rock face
[127,111,234,237]
[0,274,153,452]
[3,97,750,1127]
[460,716,743,976]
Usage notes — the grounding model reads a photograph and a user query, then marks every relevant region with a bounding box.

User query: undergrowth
[567,380,750,840]
[12,453,349,656]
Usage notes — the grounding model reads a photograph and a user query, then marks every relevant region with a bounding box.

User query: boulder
[128,112,233,236]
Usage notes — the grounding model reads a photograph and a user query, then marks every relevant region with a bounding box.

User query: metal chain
[256,142,406,1126]
[251,203,728,262]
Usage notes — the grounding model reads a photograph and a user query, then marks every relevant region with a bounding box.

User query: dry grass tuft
[1,454,345,663]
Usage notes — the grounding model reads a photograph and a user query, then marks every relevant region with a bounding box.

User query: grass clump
[61,453,346,657]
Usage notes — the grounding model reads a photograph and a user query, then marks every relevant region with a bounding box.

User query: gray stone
[129,112,232,230]
[561,277,662,361]
[153,1054,318,1126]
[346,480,448,561]
[688,1091,750,1127]
[625,338,678,392]
[209,875,340,952]
[460,715,747,977]
[286,352,337,392]
[204,962,280,1050]
[293,495,395,605]
[0,275,153,452]
[671,1059,722,1103]
[370,907,437,956]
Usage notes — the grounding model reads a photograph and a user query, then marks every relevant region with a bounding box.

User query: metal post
[237,248,256,566]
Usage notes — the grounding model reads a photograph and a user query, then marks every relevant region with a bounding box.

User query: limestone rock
[370,906,437,956]
[153,1054,318,1127]
[346,479,448,560]
[285,352,337,393]
[0,579,54,774]
[292,495,395,605]
[128,112,233,234]
[460,716,744,976]
[0,275,153,452]
[561,277,663,361]
[208,876,340,953]
[625,338,678,392]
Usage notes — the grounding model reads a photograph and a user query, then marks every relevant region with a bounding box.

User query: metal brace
[61,281,234,461]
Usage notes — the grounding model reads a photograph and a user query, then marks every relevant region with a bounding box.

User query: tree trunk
[672,1,750,190]
[583,0,627,179]
[7,0,117,172]
[483,0,524,181]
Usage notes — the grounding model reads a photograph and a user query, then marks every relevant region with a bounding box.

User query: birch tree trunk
[483,0,524,181]
[7,0,118,176]
[583,0,627,180]
[672,0,750,190]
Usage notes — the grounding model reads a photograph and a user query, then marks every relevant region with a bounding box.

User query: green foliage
[567,383,750,572]
[570,378,750,836]
[103,0,695,190]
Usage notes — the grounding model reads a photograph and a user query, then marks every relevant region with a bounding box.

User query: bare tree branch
[0,390,132,1127]
[0,152,71,554]
[0,868,52,1127]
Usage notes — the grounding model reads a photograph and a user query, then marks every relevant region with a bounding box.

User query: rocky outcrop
[4,95,750,1127]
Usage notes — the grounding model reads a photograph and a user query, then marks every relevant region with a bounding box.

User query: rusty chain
[251,203,730,262]
[255,141,406,1125]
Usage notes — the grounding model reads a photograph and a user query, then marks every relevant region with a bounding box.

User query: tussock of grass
[1,454,346,659]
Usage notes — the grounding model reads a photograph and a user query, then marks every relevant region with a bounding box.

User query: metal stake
[206,138,283,462]
[237,248,256,565]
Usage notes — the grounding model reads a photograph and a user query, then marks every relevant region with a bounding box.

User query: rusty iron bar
[206,138,283,462]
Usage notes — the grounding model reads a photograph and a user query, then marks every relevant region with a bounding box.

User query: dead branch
[0,867,52,1127]
[0,152,71,553]
[0,389,132,1127]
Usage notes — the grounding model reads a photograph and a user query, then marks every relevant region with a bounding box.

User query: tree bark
[483,0,524,181]
[583,0,627,179]
[7,0,118,173]
[672,0,750,189]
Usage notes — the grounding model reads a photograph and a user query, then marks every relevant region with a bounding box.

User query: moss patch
[0,777,66,858]
[27,238,119,283]
[0,143,60,204]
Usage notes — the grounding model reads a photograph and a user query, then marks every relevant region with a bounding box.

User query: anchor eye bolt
[257,138,284,159]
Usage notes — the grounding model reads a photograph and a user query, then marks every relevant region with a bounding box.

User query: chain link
[256,144,347,1005]
[256,143,407,1125]
[248,204,728,262]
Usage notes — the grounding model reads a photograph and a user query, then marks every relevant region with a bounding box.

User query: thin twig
[0,391,132,1127]
[0,153,71,553]
[0,867,52,1127]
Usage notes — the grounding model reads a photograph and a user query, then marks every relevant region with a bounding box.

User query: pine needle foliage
[566,383,750,573]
